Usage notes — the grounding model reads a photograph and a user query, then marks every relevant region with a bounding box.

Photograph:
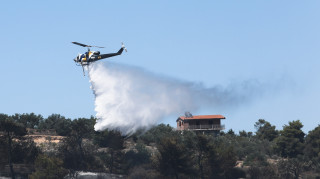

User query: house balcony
[186,124,225,131]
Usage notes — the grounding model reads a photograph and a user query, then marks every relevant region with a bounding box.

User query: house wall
[177,119,222,130]
[177,120,188,130]
[187,119,221,126]
[213,119,220,125]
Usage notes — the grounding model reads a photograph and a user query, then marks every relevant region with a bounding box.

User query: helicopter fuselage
[72,41,126,75]
[74,47,124,66]
[74,51,102,65]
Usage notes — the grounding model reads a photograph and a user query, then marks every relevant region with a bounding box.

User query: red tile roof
[177,115,225,121]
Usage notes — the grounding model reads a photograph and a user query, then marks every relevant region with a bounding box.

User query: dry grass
[26,135,65,146]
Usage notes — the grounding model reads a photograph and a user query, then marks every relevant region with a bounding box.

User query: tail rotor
[121,42,127,52]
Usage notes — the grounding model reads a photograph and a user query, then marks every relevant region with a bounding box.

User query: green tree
[157,137,195,179]
[227,129,236,136]
[12,113,44,129]
[247,164,277,179]
[179,132,208,179]
[275,120,305,158]
[124,142,151,173]
[59,135,84,175]
[277,157,309,179]
[254,119,278,141]
[59,117,100,176]
[39,114,72,136]
[94,129,107,145]
[95,130,125,173]
[11,137,40,165]
[140,124,177,145]
[239,130,248,137]
[233,134,275,162]
[29,155,68,179]
[206,140,237,178]
[304,125,320,159]
[182,132,244,178]
[196,135,212,179]
[0,114,27,179]
[59,133,102,176]
[70,117,96,158]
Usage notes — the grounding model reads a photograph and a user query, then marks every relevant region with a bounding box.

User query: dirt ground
[27,135,65,146]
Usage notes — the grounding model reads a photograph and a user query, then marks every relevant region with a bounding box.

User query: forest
[0,113,320,179]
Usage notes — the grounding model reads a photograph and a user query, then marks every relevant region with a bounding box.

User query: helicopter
[72,41,127,75]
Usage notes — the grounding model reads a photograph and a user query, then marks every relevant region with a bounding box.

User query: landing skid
[82,66,85,76]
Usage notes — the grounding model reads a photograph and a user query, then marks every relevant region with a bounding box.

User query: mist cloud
[88,62,266,134]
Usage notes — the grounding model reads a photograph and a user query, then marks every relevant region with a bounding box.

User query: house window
[209,120,213,125]
[196,121,200,125]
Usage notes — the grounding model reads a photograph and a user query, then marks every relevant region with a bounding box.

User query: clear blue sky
[1,1,319,133]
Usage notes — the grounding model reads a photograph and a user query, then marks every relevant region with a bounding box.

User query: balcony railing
[186,124,225,130]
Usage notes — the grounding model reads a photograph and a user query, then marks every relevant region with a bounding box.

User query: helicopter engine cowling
[93,51,100,55]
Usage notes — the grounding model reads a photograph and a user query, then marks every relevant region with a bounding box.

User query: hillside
[1,113,320,178]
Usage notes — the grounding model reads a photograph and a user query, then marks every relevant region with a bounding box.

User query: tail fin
[117,48,124,54]
[117,42,127,54]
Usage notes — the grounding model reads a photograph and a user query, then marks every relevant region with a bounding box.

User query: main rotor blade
[90,45,105,48]
[72,42,105,48]
[72,42,89,47]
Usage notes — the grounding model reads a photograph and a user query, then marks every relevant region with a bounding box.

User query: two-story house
[176,113,225,135]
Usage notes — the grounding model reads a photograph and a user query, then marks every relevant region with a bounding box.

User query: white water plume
[88,62,266,134]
